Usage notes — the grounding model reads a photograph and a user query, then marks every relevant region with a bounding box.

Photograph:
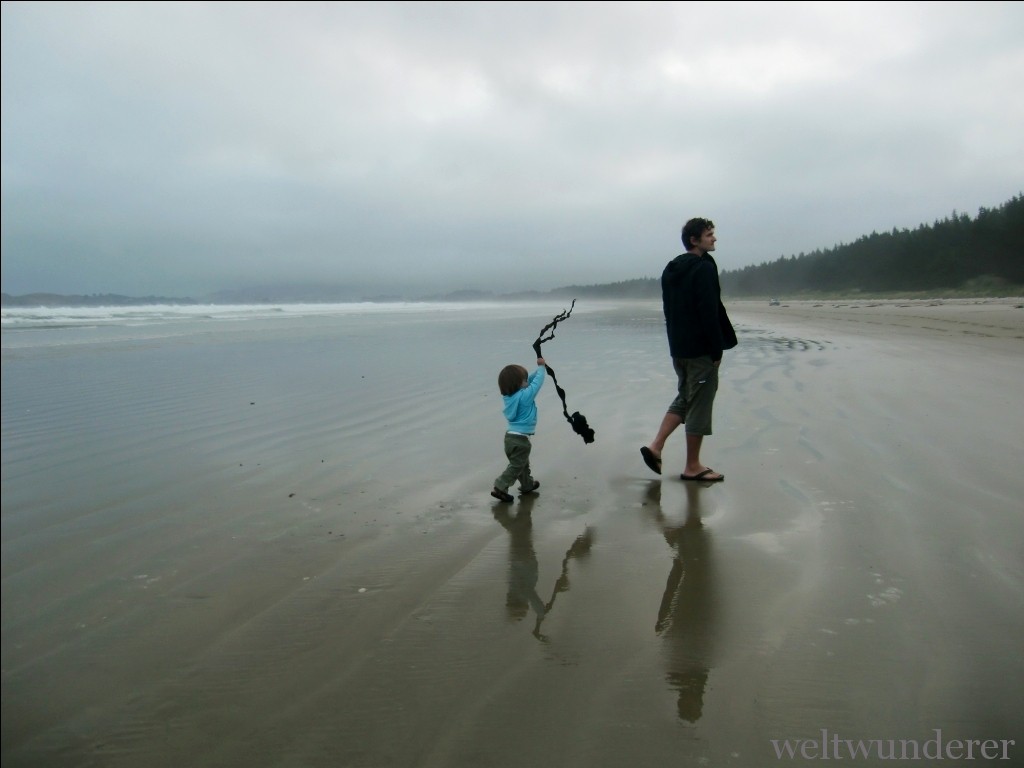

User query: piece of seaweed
[532,300,596,444]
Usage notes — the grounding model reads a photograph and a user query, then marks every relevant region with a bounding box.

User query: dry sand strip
[729,297,1024,345]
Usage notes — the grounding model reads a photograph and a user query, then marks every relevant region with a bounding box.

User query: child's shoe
[490,487,514,503]
[520,480,540,495]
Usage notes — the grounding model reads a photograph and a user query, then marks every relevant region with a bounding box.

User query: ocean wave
[0,301,516,330]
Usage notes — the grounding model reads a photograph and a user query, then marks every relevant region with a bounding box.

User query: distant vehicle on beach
[768,297,781,306]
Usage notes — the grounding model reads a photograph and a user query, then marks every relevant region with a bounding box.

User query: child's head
[498,364,529,396]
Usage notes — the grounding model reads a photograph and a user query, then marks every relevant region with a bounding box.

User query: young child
[491,357,546,503]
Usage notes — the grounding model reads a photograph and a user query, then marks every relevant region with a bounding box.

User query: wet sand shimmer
[3,298,1022,766]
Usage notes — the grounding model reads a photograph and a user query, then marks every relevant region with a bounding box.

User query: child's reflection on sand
[493,495,595,641]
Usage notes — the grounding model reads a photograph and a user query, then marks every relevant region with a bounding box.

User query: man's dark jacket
[662,252,738,361]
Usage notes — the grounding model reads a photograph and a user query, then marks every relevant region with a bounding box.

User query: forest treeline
[553,194,1023,299]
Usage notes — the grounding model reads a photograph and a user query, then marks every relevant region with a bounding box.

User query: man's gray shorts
[667,356,719,435]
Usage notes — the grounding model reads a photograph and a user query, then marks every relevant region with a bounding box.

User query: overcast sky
[2,1,1022,298]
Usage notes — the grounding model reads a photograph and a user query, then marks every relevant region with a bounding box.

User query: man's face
[695,229,716,253]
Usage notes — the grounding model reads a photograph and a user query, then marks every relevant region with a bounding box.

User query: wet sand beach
[3,297,1022,767]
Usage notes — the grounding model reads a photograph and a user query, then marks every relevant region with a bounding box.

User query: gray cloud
[3,1,1022,298]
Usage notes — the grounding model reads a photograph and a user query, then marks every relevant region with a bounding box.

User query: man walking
[641,217,737,482]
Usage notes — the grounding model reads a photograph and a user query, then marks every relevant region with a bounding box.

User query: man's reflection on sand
[645,482,717,723]
[493,496,595,641]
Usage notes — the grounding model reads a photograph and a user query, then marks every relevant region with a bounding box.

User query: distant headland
[0,281,654,308]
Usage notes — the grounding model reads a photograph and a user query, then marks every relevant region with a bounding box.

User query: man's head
[681,217,716,253]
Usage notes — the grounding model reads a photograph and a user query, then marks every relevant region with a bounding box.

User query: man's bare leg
[647,412,683,459]
[683,433,723,480]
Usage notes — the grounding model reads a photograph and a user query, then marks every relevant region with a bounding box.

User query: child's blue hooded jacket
[503,366,545,434]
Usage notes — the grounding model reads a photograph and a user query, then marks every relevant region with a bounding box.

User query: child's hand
[537,357,545,366]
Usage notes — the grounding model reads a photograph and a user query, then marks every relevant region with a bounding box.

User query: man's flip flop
[681,468,724,482]
[640,446,662,475]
